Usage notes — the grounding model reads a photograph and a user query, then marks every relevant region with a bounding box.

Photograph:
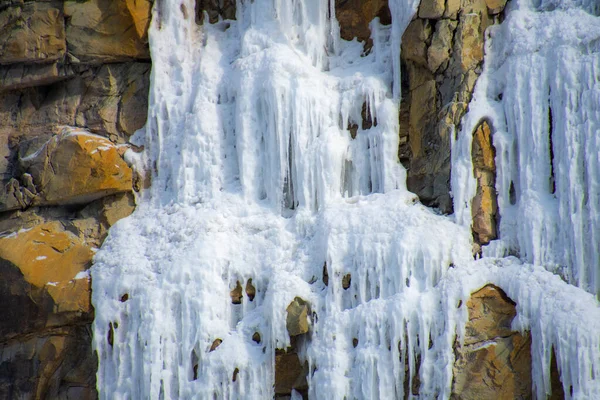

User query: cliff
[1,0,596,398]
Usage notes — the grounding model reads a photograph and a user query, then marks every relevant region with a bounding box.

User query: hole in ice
[252,332,261,343]
[180,4,188,19]
[120,293,129,302]
[342,274,351,290]
[348,122,358,139]
[245,279,256,301]
[457,300,462,308]
[209,338,222,352]
[322,263,329,286]
[548,102,556,194]
[509,181,517,205]
[232,368,240,382]
[107,322,114,347]
[361,101,377,130]
[352,338,359,348]
[191,350,199,380]
[230,281,243,304]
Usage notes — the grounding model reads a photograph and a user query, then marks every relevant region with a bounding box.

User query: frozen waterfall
[92,0,600,399]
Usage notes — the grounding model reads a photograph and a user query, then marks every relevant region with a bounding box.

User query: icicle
[93,0,600,398]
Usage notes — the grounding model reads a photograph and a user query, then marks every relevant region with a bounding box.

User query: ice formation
[92,0,600,398]
[452,0,600,297]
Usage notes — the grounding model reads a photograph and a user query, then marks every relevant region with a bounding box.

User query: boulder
[286,297,310,337]
[452,285,532,399]
[485,0,508,14]
[17,128,133,208]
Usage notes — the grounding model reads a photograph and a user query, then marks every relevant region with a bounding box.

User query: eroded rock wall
[0,1,151,398]
[400,0,505,213]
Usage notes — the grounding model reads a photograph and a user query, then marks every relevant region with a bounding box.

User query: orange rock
[22,128,133,207]
[0,221,93,314]
[453,285,532,399]
[64,0,152,62]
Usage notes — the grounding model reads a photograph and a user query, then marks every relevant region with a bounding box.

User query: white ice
[92,0,600,399]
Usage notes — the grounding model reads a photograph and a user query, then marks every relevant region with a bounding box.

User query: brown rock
[0,3,66,64]
[418,0,445,19]
[0,62,151,148]
[286,297,310,337]
[444,0,461,19]
[454,13,484,73]
[400,0,499,214]
[19,128,133,208]
[471,121,498,245]
[401,20,431,68]
[230,281,243,304]
[64,0,152,63]
[485,0,508,14]
[274,351,308,396]
[0,326,97,400]
[0,62,74,92]
[452,285,532,399]
[335,0,391,43]
[342,274,351,290]
[209,339,222,352]
[76,63,151,139]
[427,20,457,73]
[246,279,256,301]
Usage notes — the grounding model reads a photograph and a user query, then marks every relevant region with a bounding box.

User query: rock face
[452,285,533,399]
[0,1,150,398]
[400,0,506,213]
[335,0,391,46]
[0,0,555,398]
[471,120,498,247]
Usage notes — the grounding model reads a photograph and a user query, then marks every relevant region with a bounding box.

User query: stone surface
[452,285,532,399]
[335,0,391,44]
[64,0,152,63]
[0,326,97,400]
[427,20,457,73]
[286,297,310,337]
[0,62,151,182]
[0,62,74,92]
[485,0,508,14]
[0,3,66,64]
[0,2,149,399]
[12,128,133,209]
[471,120,498,246]
[400,0,502,213]
[418,0,444,19]
[0,221,93,322]
[275,350,308,397]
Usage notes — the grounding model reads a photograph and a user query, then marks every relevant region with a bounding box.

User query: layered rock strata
[0,1,151,398]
